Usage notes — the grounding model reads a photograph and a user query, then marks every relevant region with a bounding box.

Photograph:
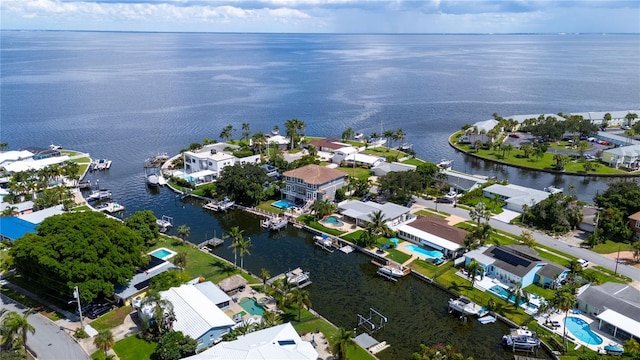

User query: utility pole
[73,286,84,330]
[614,245,621,275]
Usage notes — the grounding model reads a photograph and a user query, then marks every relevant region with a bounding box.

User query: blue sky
[1,0,639,33]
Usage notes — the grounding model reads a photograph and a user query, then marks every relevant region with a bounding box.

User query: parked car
[508,133,520,138]
[577,258,589,268]
[435,197,453,203]
[587,137,597,142]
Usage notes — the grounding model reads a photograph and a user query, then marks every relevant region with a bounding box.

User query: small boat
[604,343,624,355]
[437,159,453,169]
[448,296,480,316]
[398,143,413,151]
[354,133,364,140]
[49,144,62,150]
[86,189,112,202]
[544,185,564,194]
[268,217,288,231]
[378,265,405,278]
[146,173,159,187]
[502,329,540,350]
[286,268,311,287]
[91,159,112,171]
[156,215,173,233]
[478,315,496,324]
[203,197,235,212]
[96,202,125,214]
[314,235,334,252]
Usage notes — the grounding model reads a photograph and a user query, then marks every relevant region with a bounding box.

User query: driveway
[0,294,90,360]
[413,197,640,285]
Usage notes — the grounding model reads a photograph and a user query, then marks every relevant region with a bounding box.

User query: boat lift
[356,308,387,333]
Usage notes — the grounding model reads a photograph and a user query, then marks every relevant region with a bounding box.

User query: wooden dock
[198,237,224,249]
[203,199,235,212]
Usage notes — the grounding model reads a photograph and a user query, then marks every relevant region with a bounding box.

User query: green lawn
[90,306,132,331]
[402,158,426,166]
[255,200,286,215]
[414,209,448,218]
[293,318,376,360]
[384,248,411,264]
[361,147,407,159]
[335,166,371,180]
[113,335,156,360]
[73,156,91,163]
[151,237,258,283]
[341,230,364,242]
[591,240,633,254]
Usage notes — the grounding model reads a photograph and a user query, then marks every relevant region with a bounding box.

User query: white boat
[156,215,173,233]
[478,315,496,324]
[286,268,311,287]
[398,143,413,151]
[448,296,480,316]
[544,185,563,194]
[354,133,364,140]
[314,235,334,252]
[147,173,159,187]
[502,329,541,350]
[86,189,112,202]
[96,202,125,214]
[49,144,62,150]
[378,265,405,278]
[437,159,453,169]
[269,217,288,231]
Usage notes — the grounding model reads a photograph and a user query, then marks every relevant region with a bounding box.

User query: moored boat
[604,343,624,355]
[156,215,173,233]
[502,329,541,350]
[286,267,311,288]
[448,296,480,316]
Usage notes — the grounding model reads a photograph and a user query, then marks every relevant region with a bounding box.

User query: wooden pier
[198,237,224,249]
[203,198,235,212]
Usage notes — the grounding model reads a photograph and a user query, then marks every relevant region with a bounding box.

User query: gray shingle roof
[578,284,640,320]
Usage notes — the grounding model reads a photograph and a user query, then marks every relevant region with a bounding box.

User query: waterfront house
[337,199,414,229]
[459,133,491,145]
[138,283,235,351]
[182,322,318,360]
[341,152,383,168]
[482,183,551,213]
[182,143,261,185]
[0,150,35,170]
[194,281,232,311]
[116,254,180,306]
[468,119,499,134]
[0,200,34,216]
[578,207,600,233]
[629,211,640,241]
[332,146,357,164]
[0,217,37,242]
[602,144,640,170]
[371,161,417,177]
[570,110,639,127]
[464,245,546,288]
[395,216,466,259]
[282,164,347,204]
[576,283,640,342]
[307,138,347,153]
[2,154,71,175]
[443,169,488,192]
[217,274,248,295]
[266,134,290,150]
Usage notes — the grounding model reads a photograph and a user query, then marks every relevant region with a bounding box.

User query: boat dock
[203,198,235,212]
[314,235,334,253]
[267,267,312,289]
[260,216,288,231]
[96,202,125,214]
[371,259,411,280]
[90,159,112,171]
[198,237,224,249]
[448,296,482,318]
[156,215,173,233]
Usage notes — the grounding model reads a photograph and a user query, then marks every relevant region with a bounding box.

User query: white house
[602,144,640,170]
[464,245,546,288]
[482,183,551,213]
[139,283,235,352]
[337,200,414,229]
[2,155,71,174]
[182,322,318,360]
[332,146,358,164]
[182,144,261,185]
[266,134,290,150]
[371,162,416,177]
[281,164,347,204]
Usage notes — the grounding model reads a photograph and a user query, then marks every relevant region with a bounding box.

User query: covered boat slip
[596,309,640,342]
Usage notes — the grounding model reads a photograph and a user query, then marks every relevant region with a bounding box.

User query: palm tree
[176,224,190,245]
[469,202,490,226]
[551,287,576,351]
[394,128,406,149]
[0,309,35,351]
[383,129,394,150]
[366,210,389,237]
[233,236,252,270]
[252,132,267,154]
[466,259,482,288]
[260,268,271,293]
[219,125,235,142]
[224,226,245,268]
[341,127,354,141]
[260,310,282,328]
[553,153,569,170]
[331,327,355,359]
[173,252,187,270]
[241,122,251,141]
[93,329,115,357]
[140,291,175,339]
[520,230,536,248]
[507,283,529,310]
[284,118,305,150]
[287,287,311,322]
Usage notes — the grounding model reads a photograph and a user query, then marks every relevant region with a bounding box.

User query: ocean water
[2,32,638,359]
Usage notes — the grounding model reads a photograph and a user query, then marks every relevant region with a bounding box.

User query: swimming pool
[565,316,603,345]
[405,244,443,259]
[272,200,296,209]
[488,286,539,311]
[149,247,177,260]
[239,297,266,316]
[321,216,344,227]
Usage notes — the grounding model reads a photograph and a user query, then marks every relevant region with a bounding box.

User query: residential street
[413,197,640,286]
[0,294,90,360]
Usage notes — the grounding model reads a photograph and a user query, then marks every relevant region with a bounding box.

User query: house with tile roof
[182,322,318,360]
[629,211,640,241]
[395,216,466,258]
[282,164,347,204]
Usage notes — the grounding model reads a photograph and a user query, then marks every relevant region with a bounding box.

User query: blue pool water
[322,216,344,227]
[405,244,443,259]
[272,200,296,209]
[565,317,603,345]
[488,286,538,311]
[150,248,175,260]
[239,297,266,316]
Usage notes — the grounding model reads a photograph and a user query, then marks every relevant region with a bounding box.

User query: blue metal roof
[0,217,37,241]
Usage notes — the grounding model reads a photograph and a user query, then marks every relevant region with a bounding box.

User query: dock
[267,267,312,289]
[314,235,334,253]
[198,237,224,249]
[96,202,125,214]
[90,159,112,171]
[203,198,235,212]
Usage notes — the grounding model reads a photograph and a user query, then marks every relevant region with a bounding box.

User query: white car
[577,258,589,268]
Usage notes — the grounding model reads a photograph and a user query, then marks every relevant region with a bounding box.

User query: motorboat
[354,133,364,140]
[502,329,541,350]
[448,296,480,316]
[437,159,453,169]
[544,185,563,194]
[268,217,288,231]
[156,215,173,233]
[604,343,624,355]
[147,173,159,187]
[86,189,112,202]
[286,268,311,287]
[378,265,405,278]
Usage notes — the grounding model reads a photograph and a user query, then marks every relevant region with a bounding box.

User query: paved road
[0,295,89,360]
[413,197,640,283]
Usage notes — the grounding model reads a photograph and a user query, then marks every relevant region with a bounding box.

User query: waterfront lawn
[590,240,632,254]
[113,334,156,360]
[293,318,376,360]
[90,306,132,331]
[361,147,406,160]
[335,166,371,180]
[152,237,257,283]
[71,205,91,212]
[341,230,364,242]
[410,259,454,278]
[524,284,555,301]
[384,248,411,264]
[299,215,346,236]
[402,158,425,166]
[256,200,285,215]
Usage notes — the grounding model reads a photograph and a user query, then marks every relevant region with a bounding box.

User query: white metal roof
[18,205,64,224]
[597,309,640,338]
[3,155,71,173]
[182,322,318,360]
[0,150,34,166]
[161,284,235,340]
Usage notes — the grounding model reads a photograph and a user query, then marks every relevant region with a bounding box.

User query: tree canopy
[594,180,640,218]
[124,210,160,247]
[216,163,270,206]
[10,211,146,303]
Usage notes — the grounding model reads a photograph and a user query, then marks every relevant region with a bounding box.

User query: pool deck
[539,312,618,353]
[223,286,279,324]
